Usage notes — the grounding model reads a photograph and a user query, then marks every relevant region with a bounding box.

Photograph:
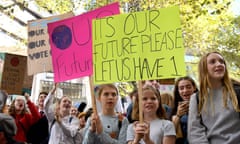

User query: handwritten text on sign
[28,12,73,75]
[48,2,120,82]
[93,6,186,84]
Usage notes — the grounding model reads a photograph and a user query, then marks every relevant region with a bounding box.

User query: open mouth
[145,105,154,109]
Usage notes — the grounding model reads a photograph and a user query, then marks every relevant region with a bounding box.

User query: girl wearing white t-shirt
[127,85,176,144]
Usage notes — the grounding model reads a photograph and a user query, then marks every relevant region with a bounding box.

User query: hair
[131,86,166,121]
[54,96,72,117]
[160,93,174,108]
[85,108,93,121]
[8,99,29,116]
[78,112,86,119]
[97,84,118,97]
[129,89,138,99]
[39,91,48,97]
[198,51,240,113]
[172,76,198,116]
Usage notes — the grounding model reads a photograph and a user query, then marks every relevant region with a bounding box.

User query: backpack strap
[195,92,208,130]
[233,85,240,117]
[118,113,124,130]
[49,119,56,133]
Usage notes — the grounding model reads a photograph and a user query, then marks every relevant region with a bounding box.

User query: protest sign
[93,6,186,84]
[48,2,120,82]
[27,12,74,75]
[0,53,26,94]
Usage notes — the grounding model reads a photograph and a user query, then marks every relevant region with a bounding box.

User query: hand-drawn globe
[51,25,72,50]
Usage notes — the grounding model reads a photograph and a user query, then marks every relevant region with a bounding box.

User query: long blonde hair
[198,51,240,113]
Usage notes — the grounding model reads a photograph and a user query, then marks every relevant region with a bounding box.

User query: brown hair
[172,76,198,116]
[198,51,240,113]
[132,86,166,121]
[39,91,48,97]
[96,84,118,97]
[160,93,174,108]
[54,96,72,117]
[8,99,29,116]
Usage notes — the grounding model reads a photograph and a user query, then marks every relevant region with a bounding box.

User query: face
[178,80,195,101]
[38,94,47,107]
[70,107,78,116]
[79,116,86,128]
[207,53,225,81]
[142,89,159,114]
[98,87,118,110]
[143,80,160,89]
[59,97,72,113]
[14,99,25,111]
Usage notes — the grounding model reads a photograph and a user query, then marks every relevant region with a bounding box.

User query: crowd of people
[0,51,240,144]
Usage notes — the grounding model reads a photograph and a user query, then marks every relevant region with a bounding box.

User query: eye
[179,86,184,90]
[142,97,148,101]
[151,97,157,101]
[218,59,225,64]
[103,92,109,96]
[111,92,117,97]
[208,59,216,64]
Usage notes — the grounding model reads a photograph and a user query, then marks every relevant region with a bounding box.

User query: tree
[15,0,240,77]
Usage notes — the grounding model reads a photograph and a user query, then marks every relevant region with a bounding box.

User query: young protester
[44,83,82,144]
[83,84,129,144]
[126,89,138,123]
[127,85,176,144]
[142,80,161,90]
[171,76,198,144]
[26,91,49,144]
[77,112,87,138]
[8,94,40,143]
[70,106,78,117]
[160,93,174,120]
[188,52,240,143]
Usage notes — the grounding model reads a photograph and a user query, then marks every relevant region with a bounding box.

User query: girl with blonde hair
[188,52,240,143]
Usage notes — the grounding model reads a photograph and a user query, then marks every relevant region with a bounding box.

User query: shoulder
[154,119,174,128]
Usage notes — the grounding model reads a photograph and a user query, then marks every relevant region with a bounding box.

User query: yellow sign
[93,6,186,84]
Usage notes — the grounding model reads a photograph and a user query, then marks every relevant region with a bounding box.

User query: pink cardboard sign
[48,2,120,82]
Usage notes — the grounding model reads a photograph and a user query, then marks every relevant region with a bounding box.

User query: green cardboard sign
[93,6,186,84]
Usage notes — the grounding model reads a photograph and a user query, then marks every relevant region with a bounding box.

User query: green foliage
[35,0,73,14]
[17,0,240,78]
[116,82,135,97]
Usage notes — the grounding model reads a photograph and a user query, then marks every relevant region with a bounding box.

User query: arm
[82,118,97,144]
[44,83,57,123]
[162,120,176,144]
[58,117,79,137]
[126,123,135,144]
[18,100,41,131]
[127,121,153,144]
[163,136,175,144]
[172,102,188,128]
[27,100,41,124]
[188,93,209,144]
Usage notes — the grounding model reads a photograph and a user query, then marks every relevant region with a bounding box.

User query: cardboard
[27,12,74,75]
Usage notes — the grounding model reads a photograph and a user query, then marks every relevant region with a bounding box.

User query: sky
[231,0,240,16]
